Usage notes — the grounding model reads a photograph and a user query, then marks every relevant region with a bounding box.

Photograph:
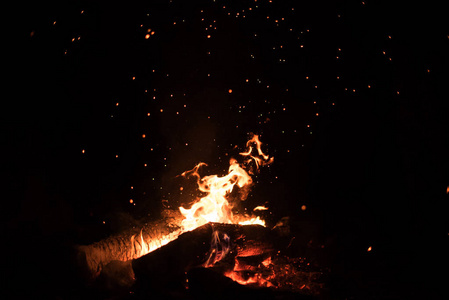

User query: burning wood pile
[76,135,326,298]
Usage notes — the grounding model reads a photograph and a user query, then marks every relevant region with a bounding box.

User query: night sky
[4,0,449,299]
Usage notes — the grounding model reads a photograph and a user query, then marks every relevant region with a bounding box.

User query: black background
[4,0,448,298]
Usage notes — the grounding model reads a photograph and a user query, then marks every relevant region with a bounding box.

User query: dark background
[3,0,448,298]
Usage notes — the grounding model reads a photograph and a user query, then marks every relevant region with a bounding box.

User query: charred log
[132,222,274,292]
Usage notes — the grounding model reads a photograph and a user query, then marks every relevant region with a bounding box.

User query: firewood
[76,209,183,279]
[131,222,274,290]
[76,211,276,282]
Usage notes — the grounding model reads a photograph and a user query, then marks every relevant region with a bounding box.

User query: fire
[239,134,274,170]
[224,257,275,287]
[179,134,272,232]
[130,229,181,259]
[253,205,268,211]
[129,134,272,260]
[83,135,323,291]
[204,230,232,267]
[224,271,261,285]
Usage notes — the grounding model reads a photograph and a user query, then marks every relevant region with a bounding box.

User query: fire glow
[81,134,322,293]
[131,134,272,258]
[180,134,271,231]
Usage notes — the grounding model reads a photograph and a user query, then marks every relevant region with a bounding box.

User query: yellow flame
[253,205,268,211]
[178,134,273,231]
[179,158,258,231]
[239,134,274,168]
[131,229,181,259]
[133,134,272,258]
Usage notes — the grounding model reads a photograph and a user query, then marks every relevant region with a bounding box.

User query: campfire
[77,134,325,297]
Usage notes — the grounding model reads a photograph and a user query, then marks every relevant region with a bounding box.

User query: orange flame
[130,229,181,258]
[179,134,272,231]
[132,134,272,258]
[239,134,274,169]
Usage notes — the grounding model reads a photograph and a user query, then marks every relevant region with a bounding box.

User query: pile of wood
[76,219,324,299]
[132,223,275,284]
[77,221,275,278]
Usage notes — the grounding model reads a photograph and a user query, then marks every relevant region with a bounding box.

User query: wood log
[131,222,275,292]
[76,210,183,279]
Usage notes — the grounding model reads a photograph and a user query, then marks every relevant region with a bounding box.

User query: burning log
[71,136,326,298]
[76,209,183,279]
[186,267,276,300]
[77,135,277,285]
[132,222,275,290]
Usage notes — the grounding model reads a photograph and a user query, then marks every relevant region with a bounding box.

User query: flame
[239,134,274,169]
[130,229,181,258]
[253,205,268,211]
[179,134,272,232]
[179,158,258,231]
[130,134,272,259]
[224,256,275,287]
[204,230,231,267]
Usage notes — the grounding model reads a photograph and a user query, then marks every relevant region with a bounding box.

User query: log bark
[76,210,183,279]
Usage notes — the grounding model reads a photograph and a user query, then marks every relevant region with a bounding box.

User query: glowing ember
[224,271,262,285]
